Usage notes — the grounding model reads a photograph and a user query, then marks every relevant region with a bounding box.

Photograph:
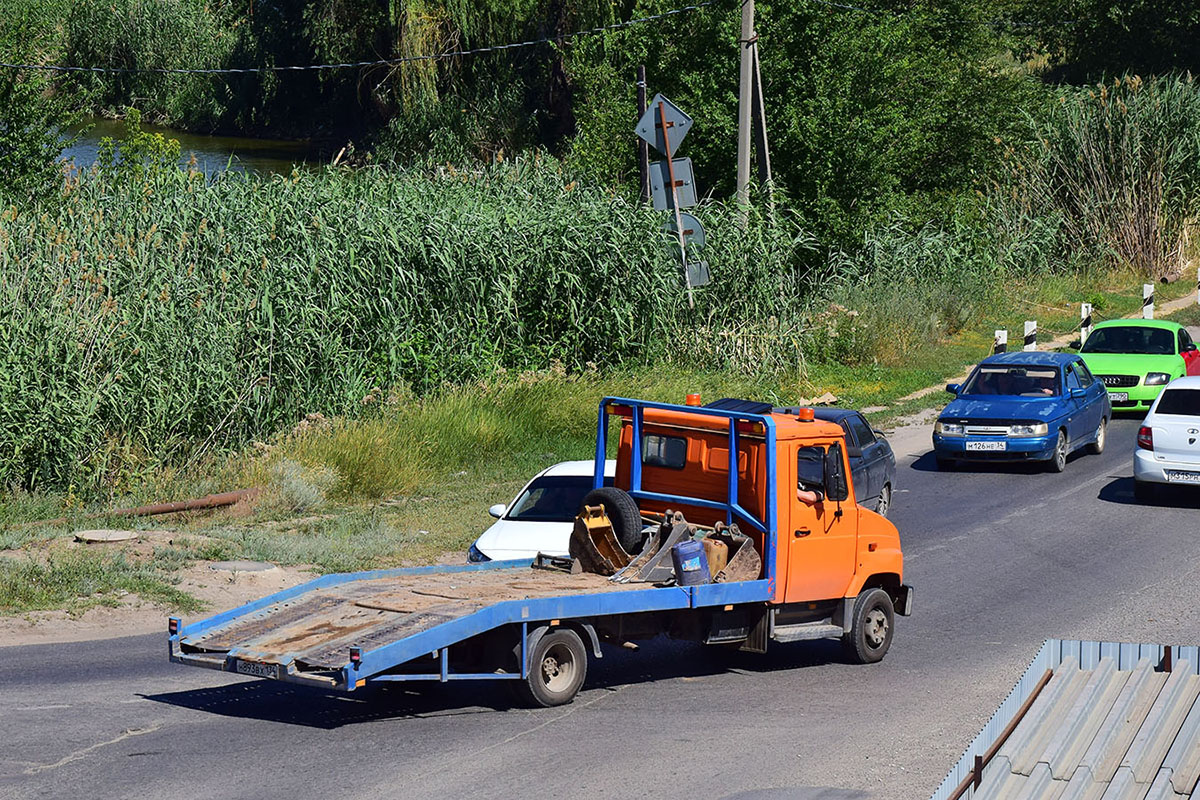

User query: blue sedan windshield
[961,365,1061,397]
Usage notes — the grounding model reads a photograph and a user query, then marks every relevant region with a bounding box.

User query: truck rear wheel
[844,588,894,664]
[580,487,644,554]
[517,628,588,708]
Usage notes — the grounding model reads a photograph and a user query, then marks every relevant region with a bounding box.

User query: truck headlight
[1144,372,1171,386]
[467,544,491,563]
[1008,423,1048,436]
[934,421,964,436]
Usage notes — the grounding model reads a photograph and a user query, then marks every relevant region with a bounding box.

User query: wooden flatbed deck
[181,567,647,670]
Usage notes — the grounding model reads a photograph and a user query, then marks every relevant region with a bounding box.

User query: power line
[0,0,719,76]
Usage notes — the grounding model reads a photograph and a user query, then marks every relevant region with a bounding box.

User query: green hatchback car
[1078,319,1200,410]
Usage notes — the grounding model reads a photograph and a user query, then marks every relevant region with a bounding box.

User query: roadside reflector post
[993,330,1007,354]
[1080,302,1093,343]
[1143,283,1154,319]
[1023,321,1036,352]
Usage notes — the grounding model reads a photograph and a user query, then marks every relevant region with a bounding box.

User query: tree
[0,71,66,203]
[567,1,1036,243]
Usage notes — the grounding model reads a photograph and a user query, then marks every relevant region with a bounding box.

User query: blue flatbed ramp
[171,559,770,691]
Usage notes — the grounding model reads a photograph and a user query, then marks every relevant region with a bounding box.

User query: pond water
[61,118,318,176]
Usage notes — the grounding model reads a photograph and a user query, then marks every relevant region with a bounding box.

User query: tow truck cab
[609,398,910,619]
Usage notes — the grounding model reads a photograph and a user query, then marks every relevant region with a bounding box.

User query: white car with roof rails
[1134,376,1200,501]
[467,459,617,563]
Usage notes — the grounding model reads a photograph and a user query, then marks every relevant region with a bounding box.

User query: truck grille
[1099,374,1139,388]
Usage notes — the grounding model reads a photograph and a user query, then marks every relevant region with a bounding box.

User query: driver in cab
[797,445,825,507]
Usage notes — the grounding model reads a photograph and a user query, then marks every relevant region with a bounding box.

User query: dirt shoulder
[0,561,315,648]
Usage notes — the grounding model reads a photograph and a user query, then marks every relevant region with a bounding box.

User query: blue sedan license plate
[966,441,1006,451]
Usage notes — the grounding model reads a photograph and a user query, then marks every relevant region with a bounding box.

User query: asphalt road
[3,417,1199,800]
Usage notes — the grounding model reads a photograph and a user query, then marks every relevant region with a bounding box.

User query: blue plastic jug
[671,539,711,586]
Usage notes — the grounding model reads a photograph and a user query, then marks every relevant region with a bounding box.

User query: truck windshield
[1082,326,1175,355]
[1155,389,1200,416]
[961,366,1060,397]
[506,475,611,522]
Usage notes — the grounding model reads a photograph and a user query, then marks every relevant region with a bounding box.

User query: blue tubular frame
[593,396,778,595]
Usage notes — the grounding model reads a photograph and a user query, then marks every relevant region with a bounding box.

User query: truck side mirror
[1069,339,1082,350]
[946,383,961,395]
[488,503,507,519]
[823,448,850,503]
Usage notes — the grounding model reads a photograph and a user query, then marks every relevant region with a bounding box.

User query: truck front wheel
[517,628,588,708]
[844,588,894,664]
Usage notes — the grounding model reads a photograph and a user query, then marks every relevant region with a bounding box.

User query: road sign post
[635,93,704,302]
[660,100,694,307]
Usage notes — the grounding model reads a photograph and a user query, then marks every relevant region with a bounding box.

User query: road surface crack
[23,724,162,775]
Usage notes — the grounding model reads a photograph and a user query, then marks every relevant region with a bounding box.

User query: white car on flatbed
[468,459,617,563]
[1134,376,1200,501]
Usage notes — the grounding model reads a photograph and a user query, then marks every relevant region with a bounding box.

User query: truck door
[785,442,859,603]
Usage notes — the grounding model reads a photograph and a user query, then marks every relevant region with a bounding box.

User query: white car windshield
[1156,389,1200,416]
[961,366,1060,397]
[506,475,610,522]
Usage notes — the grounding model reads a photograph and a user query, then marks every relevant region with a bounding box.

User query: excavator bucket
[709,526,762,583]
[610,512,693,584]
[568,504,633,576]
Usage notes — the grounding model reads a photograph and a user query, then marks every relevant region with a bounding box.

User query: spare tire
[580,487,645,554]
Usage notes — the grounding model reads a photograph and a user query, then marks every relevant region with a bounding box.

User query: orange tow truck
[169,396,911,707]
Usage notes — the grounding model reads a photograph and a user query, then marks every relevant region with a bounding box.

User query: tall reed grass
[0,158,810,490]
[0,138,1152,494]
[1015,74,1200,281]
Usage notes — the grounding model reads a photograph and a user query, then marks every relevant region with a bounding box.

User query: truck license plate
[235,660,277,678]
[1110,392,1128,402]
[965,441,1006,451]
[1165,470,1200,484]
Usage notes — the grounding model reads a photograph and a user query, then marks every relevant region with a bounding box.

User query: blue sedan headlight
[467,544,491,563]
[934,421,964,436]
[1008,423,1048,436]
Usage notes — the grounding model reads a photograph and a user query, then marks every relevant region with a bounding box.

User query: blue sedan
[932,352,1112,472]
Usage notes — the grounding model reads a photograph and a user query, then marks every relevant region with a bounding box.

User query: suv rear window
[1156,389,1200,416]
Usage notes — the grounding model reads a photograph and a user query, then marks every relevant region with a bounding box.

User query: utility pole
[751,45,774,216]
[637,65,650,203]
[735,0,755,216]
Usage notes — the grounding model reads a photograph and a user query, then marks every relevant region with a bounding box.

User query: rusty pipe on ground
[17,488,259,529]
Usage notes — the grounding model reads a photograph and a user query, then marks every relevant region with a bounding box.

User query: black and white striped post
[1023,321,1037,352]
[1080,302,1093,343]
[1143,283,1154,319]
[993,329,1007,354]
[1196,267,1199,306]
